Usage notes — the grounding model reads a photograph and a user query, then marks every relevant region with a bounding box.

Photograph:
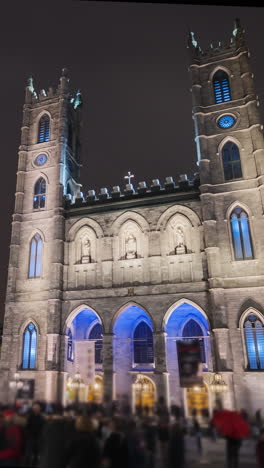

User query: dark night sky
[1,2,264,322]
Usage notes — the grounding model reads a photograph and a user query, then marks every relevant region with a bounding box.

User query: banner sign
[17,379,35,400]
[75,341,95,385]
[177,340,203,387]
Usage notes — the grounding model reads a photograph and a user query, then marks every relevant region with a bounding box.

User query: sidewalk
[185,436,257,467]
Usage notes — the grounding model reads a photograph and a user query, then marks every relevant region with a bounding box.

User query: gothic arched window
[213,70,231,104]
[222,142,242,181]
[38,114,50,143]
[244,314,264,370]
[22,322,37,369]
[133,322,154,364]
[89,323,103,364]
[33,178,46,209]
[67,330,73,361]
[28,234,43,278]
[182,319,206,363]
[230,208,253,260]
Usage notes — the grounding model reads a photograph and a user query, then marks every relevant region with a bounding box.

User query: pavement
[184,436,257,467]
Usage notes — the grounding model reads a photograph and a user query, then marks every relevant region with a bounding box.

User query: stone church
[1,19,264,416]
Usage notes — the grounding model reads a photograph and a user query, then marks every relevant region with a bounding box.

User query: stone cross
[124,171,134,185]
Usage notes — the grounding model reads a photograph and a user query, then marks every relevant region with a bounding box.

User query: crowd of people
[0,397,263,468]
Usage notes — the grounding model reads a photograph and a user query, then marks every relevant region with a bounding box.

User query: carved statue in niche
[125,233,137,259]
[175,226,186,255]
[81,237,91,263]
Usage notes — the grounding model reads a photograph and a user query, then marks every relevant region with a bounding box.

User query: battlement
[188,18,247,65]
[24,69,82,109]
[64,173,200,212]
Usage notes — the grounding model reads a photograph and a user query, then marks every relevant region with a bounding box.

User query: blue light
[231,215,243,259]
[218,115,236,129]
[22,323,37,369]
[213,71,231,104]
[29,234,43,278]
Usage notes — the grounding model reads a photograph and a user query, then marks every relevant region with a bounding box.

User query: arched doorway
[185,384,209,418]
[64,307,103,403]
[133,374,156,413]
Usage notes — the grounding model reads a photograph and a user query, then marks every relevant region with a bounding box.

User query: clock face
[34,153,47,166]
[218,115,236,129]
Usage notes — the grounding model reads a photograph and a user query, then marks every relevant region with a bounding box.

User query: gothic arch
[67,217,104,241]
[162,298,210,331]
[27,228,46,243]
[156,205,201,232]
[109,301,155,334]
[110,211,150,236]
[239,307,264,370]
[35,110,52,143]
[64,304,104,334]
[218,136,243,155]
[226,201,252,220]
[209,66,232,83]
[239,307,264,329]
[32,172,49,187]
[18,318,41,336]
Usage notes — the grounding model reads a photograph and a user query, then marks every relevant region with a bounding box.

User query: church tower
[189,20,264,410]
[0,70,82,402]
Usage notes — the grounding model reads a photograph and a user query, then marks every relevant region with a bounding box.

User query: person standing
[192,415,202,455]
[168,422,185,468]
[226,437,242,468]
[0,409,23,467]
[25,402,45,466]
[256,429,264,467]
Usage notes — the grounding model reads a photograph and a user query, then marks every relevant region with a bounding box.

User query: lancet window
[28,234,43,278]
[182,319,206,363]
[89,323,103,364]
[222,142,242,181]
[67,330,74,361]
[213,70,231,104]
[230,208,253,260]
[33,178,46,209]
[133,322,154,364]
[244,314,264,370]
[22,322,37,369]
[38,114,50,143]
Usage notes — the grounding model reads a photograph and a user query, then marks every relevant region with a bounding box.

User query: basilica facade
[1,19,264,416]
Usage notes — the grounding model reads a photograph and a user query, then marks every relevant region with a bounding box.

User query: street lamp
[68,371,85,405]
[9,372,23,405]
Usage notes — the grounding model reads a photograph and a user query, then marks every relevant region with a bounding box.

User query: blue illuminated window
[213,70,231,104]
[22,322,37,369]
[182,319,206,363]
[28,234,43,278]
[244,314,264,370]
[133,322,154,364]
[218,115,236,129]
[38,114,50,143]
[33,178,46,210]
[231,208,253,260]
[67,330,73,361]
[89,323,103,364]
[222,141,242,181]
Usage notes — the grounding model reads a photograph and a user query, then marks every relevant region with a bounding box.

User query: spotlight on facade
[209,372,228,393]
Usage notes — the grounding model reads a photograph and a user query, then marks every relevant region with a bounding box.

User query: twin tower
[1,19,264,414]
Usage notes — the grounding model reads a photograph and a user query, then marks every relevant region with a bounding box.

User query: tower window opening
[244,314,264,370]
[28,234,43,278]
[22,322,37,369]
[222,141,242,181]
[213,70,231,104]
[38,114,50,143]
[182,319,206,363]
[230,208,253,260]
[33,177,46,210]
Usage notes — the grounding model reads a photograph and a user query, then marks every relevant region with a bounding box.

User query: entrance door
[134,375,155,411]
[186,384,209,417]
[87,376,103,403]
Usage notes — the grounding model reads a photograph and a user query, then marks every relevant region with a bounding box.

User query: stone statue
[81,237,91,263]
[175,227,186,254]
[125,233,137,259]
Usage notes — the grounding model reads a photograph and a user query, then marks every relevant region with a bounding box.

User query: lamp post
[9,372,23,406]
[68,371,85,405]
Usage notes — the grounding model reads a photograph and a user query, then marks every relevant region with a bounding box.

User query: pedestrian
[226,436,242,468]
[102,416,129,468]
[62,415,101,468]
[39,411,74,468]
[142,416,157,468]
[0,409,23,467]
[25,401,45,466]
[192,414,202,455]
[126,419,146,468]
[256,428,264,467]
[157,414,170,467]
[168,422,185,468]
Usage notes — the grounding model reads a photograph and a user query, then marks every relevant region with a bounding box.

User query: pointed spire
[187,30,198,49]
[232,18,245,47]
[74,89,82,109]
[59,67,70,94]
[27,76,34,93]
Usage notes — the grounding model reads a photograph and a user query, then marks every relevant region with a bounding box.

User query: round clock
[218,115,236,129]
[34,153,47,166]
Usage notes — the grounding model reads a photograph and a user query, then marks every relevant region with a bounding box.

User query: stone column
[102,333,114,402]
[153,331,169,406]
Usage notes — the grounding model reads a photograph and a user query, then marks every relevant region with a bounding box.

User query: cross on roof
[124,171,134,185]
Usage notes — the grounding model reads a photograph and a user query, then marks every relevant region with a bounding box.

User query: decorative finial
[124,171,134,185]
[74,89,82,109]
[188,30,198,49]
[27,76,34,92]
[61,68,69,78]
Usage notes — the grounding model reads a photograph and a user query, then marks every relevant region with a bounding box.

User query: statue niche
[81,237,91,263]
[125,233,137,259]
[175,226,186,255]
